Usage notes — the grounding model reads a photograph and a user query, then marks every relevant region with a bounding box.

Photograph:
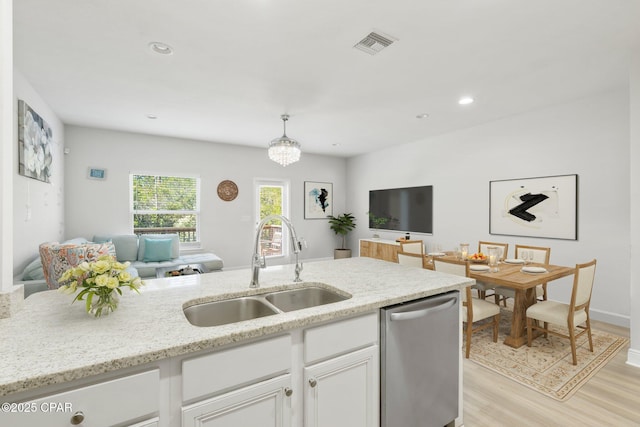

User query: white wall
[347,88,630,325]
[12,70,65,275]
[629,46,640,366]
[63,126,347,269]
[0,0,13,292]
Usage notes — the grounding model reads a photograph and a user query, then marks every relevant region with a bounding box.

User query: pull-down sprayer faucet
[250,215,303,288]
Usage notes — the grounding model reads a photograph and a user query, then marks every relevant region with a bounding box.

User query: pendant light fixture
[268,114,301,167]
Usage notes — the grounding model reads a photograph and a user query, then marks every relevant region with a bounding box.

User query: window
[131,174,200,244]
[256,180,289,257]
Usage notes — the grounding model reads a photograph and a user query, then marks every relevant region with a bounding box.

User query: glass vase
[88,291,119,317]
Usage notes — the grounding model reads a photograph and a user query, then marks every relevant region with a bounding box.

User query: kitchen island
[0,257,472,426]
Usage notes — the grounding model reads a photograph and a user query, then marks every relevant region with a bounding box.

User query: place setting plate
[504,258,525,265]
[428,252,446,257]
[469,264,490,272]
[520,266,548,274]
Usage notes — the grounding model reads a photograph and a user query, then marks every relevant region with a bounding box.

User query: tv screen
[369,185,433,234]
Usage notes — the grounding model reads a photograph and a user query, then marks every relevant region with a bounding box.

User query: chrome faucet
[250,215,303,288]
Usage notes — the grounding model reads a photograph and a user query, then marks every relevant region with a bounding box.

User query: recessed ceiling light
[458,96,474,105]
[416,113,429,119]
[148,42,173,55]
[146,114,158,120]
[332,143,341,147]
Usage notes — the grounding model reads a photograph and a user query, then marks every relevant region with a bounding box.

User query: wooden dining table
[425,255,575,348]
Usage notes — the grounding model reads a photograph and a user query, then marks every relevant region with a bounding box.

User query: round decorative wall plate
[217,180,238,201]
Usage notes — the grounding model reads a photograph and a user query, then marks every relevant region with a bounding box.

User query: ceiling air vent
[354,31,397,55]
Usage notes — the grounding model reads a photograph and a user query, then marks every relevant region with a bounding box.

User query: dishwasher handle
[389,297,457,321]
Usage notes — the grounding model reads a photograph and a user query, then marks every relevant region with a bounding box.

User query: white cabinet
[304,346,379,427]
[181,313,379,427]
[182,335,293,426]
[4,313,380,427]
[182,374,292,427]
[303,312,379,427]
[4,369,160,427]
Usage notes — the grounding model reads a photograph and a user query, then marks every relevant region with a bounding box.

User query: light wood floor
[463,321,640,426]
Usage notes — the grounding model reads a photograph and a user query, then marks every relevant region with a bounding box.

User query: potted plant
[367,211,389,238]
[328,213,357,259]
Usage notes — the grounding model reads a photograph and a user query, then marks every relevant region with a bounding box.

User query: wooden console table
[359,239,423,263]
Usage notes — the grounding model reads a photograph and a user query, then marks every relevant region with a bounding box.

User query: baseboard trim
[589,307,630,328]
[626,348,640,368]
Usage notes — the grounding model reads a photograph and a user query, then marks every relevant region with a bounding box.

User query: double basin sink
[183,284,351,327]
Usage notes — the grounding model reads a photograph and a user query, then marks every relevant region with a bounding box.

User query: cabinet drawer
[304,313,378,364]
[5,369,159,427]
[182,334,291,402]
[182,374,292,427]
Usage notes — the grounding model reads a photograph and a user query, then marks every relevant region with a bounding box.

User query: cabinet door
[304,346,379,427]
[379,243,398,263]
[182,374,292,427]
[360,241,370,257]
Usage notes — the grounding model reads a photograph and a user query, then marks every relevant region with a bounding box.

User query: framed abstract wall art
[489,174,578,240]
[18,100,53,183]
[304,181,333,219]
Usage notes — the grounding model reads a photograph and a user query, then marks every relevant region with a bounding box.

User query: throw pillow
[143,238,174,262]
[39,242,117,290]
[137,234,180,260]
[110,235,139,262]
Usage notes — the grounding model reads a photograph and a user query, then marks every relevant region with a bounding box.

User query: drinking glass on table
[521,251,529,265]
[460,243,469,260]
[488,246,499,273]
[528,250,535,264]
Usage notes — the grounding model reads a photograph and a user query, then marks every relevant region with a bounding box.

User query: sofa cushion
[63,237,90,245]
[39,242,117,289]
[137,234,180,261]
[143,238,173,262]
[92,235,111,244]
[21,256,45,281]
[93,235,139,262]
[179,253,224,272]
[112,235,139,261]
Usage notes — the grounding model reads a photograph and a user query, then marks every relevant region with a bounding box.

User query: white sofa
[15,234,224,298]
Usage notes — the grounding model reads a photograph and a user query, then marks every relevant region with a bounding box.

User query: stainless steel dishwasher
[380,291,459,427]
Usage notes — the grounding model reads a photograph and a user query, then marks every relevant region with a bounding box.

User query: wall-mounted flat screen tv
[369,185,433,234]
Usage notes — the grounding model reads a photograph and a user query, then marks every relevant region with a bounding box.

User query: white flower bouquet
[58,255,144,317]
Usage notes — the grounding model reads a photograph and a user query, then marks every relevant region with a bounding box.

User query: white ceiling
[13,0,640,158]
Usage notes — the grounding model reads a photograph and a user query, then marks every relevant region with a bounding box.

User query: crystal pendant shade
[268,114,301,167]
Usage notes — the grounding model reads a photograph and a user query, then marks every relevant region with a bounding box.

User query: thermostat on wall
[87,167,107,180]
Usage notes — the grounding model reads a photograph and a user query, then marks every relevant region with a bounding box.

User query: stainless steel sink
[264,286,350,312]
[183,297,279,327]
[183,285,351,327]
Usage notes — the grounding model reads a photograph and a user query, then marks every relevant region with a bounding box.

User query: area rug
[465,308,628,401]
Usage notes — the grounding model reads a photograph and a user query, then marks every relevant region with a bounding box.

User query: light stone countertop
[0,257,473,397]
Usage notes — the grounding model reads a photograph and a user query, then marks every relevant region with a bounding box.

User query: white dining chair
[433,257,500,358]
[526,259,597,365]
[397,251,426,268]
[474,241,509,300]
[494,244,550,306]
[400,240,424,255]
